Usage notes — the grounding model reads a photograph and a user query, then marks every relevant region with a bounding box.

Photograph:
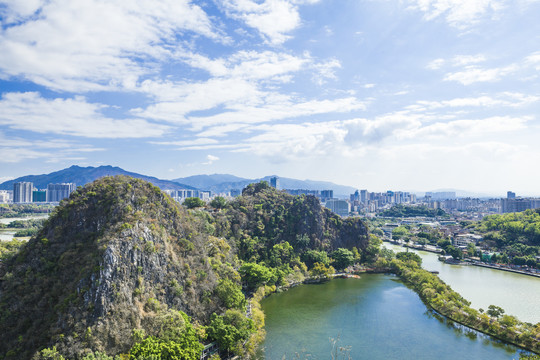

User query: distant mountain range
[0,165,196,191]
[1,167,358,198]
[173,174,356,197]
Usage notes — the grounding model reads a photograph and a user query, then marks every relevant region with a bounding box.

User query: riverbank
[390,258,540,355]
[386,241,540,280]
[471,262,540,278]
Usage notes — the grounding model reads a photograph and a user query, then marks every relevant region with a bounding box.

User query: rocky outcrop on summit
[0,176,231,359]
[214,181,369,259]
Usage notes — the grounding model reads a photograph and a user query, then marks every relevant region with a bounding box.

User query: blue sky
[1,0,540,195]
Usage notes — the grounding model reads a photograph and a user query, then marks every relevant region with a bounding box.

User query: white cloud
[443,65,517,85]
[0,131,103,163]
[221,0,303,44]
[525,51,540,70]
[0,92,170,138]
[0,0,223,92]
[186,96,366,133]
[406,0,505,28]
[427,58,445,70]
[396,116,531,139]
[427,54,486,70]
[202,154,220,165]
[185,50,308,80]
[311,58,341,85]
[416,93,537,108]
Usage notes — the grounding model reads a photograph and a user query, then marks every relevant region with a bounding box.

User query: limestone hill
[0,176,232,359]
[0,177,370,359]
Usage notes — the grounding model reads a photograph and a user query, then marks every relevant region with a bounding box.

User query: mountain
[0,176,233,359]
[173,174,356,197]
[0,176,369,359]
[0,165,196,191]
[173,174,250,189]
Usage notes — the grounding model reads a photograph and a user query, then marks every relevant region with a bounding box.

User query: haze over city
[1,0,540,195]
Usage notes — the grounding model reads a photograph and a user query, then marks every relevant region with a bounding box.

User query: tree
[392,226,409,241]
[331,248,354,270]
[130,336,203,360]
[239,262,276,291]
[206,310,254,355]
[268,241,294,267]
[210,196,228,209]
[466,242,477,257]
[310,262,335,278]
[183,197,205,209]
[216,279,246,310]
[486,304,505,319]
[302,249,330,268]
[396,251,422,266]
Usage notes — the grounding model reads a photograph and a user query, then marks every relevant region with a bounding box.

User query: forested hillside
[473,209,540,266]
[0,177,370,360]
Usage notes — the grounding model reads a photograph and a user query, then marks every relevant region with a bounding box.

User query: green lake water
[260,275,527,360]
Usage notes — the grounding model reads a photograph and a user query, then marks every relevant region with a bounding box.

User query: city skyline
[1,1,540,194]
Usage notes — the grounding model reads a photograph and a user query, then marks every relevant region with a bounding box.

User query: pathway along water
[383,242,540,324]
[260,275,527,359]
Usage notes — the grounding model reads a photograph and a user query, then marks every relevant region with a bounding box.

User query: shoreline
[471,262,540,278]
[385,241,540,279]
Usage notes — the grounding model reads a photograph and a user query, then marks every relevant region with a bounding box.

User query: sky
[1,0,540,196]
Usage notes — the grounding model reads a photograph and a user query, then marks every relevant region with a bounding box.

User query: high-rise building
[47,183,76,202]
[320,190,333,201]
[501,198,532,213]
[324,199,350,217]
[360,190,368,203]
[13,182,33,203]
[507,191,516,199]
[270,176,280,189]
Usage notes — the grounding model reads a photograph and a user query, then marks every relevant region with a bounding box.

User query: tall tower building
[13,182,33,203]
[47,183,76,202]
[507,191,516,199]
[270,176,280,190]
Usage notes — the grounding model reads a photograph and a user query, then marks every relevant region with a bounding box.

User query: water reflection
[261,275,526,359]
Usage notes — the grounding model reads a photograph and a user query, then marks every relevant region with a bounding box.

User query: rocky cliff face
[0,177,370,360]
[0,176,232,359]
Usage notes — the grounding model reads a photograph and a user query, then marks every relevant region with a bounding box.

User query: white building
[325,199,350,217]
[13,182,33,203]
[47,183,76,202]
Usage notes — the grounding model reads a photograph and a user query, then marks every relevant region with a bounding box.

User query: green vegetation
[0,238,26,261]
[471,209,540,268]
[0,203,54,217]
[182,197,206,209]
[0,176,369,360]
[209,196,228,210]
[379,204,447,218]
[386,255,540,354]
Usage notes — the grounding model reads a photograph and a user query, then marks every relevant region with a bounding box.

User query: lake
[260,275,527,359]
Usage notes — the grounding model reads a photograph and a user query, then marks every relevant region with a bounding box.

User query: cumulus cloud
[0,92,170,138]
[0,0,223,92]
[220,0,319,44]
